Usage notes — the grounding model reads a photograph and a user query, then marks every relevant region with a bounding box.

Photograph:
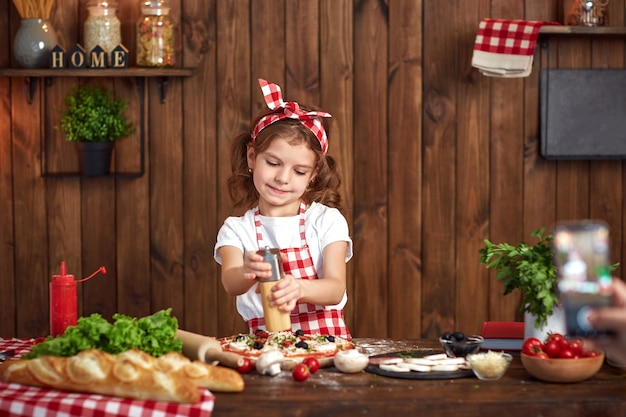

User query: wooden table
[212,338,626,417]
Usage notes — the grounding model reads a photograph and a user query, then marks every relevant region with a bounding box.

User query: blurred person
[586,278,626,367]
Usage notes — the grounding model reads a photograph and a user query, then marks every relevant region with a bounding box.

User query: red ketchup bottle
[49,261,106,337]
[49,261,77,337]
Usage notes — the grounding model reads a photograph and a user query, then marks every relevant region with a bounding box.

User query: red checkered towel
[471,19,560,78]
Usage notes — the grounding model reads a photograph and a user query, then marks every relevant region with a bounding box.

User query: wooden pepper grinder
[257,247,292,332]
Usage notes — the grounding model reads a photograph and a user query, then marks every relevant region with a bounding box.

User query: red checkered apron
[248,201,350,338]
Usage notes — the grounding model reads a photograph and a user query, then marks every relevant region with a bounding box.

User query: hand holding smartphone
[553,220,614,338]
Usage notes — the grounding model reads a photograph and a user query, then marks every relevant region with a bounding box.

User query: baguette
[0,348,244,403]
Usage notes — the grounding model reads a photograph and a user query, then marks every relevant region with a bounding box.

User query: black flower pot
[76,141,115,176]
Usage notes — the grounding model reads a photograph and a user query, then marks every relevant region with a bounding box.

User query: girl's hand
[242,250,273,282]
[268,274,302,312]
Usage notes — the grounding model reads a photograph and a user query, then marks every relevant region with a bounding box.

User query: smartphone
[552,220,614,338]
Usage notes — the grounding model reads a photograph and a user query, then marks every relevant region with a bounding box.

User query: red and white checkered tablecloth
[0,337,38,359]
[0,338,215,417]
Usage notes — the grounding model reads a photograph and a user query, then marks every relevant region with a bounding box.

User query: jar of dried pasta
[84,1,121,63]
[136,0,176,67]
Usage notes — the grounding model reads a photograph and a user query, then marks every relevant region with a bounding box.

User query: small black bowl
[439,335,484,358]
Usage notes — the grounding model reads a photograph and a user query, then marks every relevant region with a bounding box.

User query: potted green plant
[56,83,135,176]
[479,228,560,335]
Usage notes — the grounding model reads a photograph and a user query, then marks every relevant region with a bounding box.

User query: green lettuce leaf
[24,308,182,359]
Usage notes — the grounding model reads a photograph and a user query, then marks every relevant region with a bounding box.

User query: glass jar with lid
[563,0,609,27]
[136,0,176,67]
[84,1,122,63]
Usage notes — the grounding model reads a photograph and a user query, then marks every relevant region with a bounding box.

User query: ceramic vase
[524,304,566,341]
[14,19,59,68]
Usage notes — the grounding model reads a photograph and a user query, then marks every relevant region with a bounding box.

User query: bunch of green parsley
[24,308,182,358]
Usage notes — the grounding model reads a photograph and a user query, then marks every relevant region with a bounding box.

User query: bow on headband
[252,79,332,154]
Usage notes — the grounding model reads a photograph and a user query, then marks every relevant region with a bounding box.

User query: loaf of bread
[0,348,244,403]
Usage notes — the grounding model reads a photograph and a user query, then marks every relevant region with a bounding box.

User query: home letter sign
[69,44,87,69]
[50,43,129,69]
[50,45,66,69]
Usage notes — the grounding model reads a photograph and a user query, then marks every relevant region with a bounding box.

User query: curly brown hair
[227,107,343,213]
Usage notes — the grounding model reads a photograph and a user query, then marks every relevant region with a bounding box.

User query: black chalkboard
[540,69,626,159]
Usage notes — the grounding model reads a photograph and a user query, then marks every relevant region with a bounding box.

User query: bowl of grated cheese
[466,351,512,381]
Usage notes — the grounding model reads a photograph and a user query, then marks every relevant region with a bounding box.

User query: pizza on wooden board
[219,330,356,362]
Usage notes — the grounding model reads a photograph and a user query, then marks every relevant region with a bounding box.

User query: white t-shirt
[214,202,353,322]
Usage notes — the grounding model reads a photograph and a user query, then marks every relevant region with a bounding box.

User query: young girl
[214,79,353,338]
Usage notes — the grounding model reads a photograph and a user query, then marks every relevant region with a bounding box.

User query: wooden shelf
[540,26,626,37]
[0,67,197,77]
[0,66,197,102]
[0,66,197,178]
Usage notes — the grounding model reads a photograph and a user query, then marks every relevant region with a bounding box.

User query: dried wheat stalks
[11,0,55,20]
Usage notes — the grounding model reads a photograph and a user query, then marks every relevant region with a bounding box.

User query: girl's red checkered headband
[252,79,332,154]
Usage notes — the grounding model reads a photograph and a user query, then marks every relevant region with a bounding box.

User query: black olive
[326,335,335,342]
[441,332,452,341]
[253,341,264,350]
[452,331,465,342]
[295,341,308,349]
[295,329,305,336]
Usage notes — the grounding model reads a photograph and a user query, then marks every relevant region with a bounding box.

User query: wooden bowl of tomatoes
[521,333,604,383]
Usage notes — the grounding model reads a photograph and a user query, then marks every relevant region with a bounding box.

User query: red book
[481,321,524,339]
[480,322,524,350]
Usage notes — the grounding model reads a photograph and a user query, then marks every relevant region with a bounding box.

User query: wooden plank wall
[0,0,625,340]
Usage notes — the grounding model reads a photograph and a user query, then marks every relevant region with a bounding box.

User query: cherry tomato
[302,357,320,374]
[292,363,311,381]
[236,358,254,374]
[557,338,571,350]
[543,340,561,358]
[534,352,549,359]
[569,339,584,355]
[32,337,47,345]
[584,350,600,358]
[254,330,269,339]
[559,348,575,359]
[522,337,544,356]
[545,333,565,345]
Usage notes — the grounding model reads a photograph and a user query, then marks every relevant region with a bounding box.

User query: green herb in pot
[479,228,557,329]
